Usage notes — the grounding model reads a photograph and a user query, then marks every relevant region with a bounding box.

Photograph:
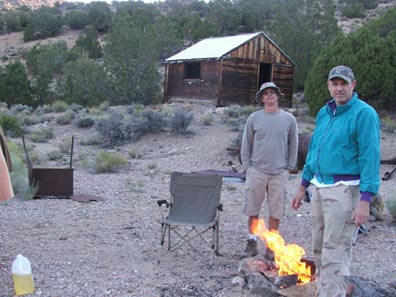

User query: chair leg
[158,223,168,264]
[167,224,171,250]
[215,219,220,255]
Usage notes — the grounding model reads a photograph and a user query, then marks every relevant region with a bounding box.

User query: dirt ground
[0,104,396,296]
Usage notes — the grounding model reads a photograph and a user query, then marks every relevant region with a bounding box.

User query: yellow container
[12,255,35,295]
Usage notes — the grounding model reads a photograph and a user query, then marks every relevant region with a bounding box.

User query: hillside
[0,0,63,10]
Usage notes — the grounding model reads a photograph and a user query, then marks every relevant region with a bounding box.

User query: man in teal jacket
[291,65,380,297]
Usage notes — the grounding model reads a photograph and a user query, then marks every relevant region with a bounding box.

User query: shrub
[340,3,366,18]
[51,100,68,112]
[223,105,243,118]
[9,104,32,115]
[128,147,143,159]
[56,111,75,125]
[385,197,396,222]
[8,142,37,199]
[29,128,54,143]
[98,101,110,111]
[202,113,214,125]
[126,110,167,142]
[95,113,125,147]
[75,116,95,128]
[0,113,22,136]
[381,114,396,133]
[80,134,102,146]
[93,150,129,173]
[35,104,53,115]
[171,109,193,134]
[22,115,41,126]
[126,179,145,193]
[58,138,73,154]
[126,104,144,115]
[140,110,167,133]
[47,150,63,161]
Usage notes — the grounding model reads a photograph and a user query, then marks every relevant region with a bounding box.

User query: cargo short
[243,166,289,220]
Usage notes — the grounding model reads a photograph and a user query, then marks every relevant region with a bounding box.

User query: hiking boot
[265,247,275,261]
[242,239,258,258]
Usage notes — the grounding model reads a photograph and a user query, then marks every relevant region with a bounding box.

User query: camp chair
[157,172,223,267]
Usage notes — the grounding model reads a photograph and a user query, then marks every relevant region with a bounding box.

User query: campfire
[252,219,314,284]
[233,219,317,296]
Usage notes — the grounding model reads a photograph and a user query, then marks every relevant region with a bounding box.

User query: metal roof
[165,31,296,65]
[166,32,261,62]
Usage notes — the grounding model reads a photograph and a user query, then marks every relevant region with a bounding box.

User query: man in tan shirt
[241,82,298,258]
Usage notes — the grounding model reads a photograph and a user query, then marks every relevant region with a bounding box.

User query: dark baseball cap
[328,65,355,83]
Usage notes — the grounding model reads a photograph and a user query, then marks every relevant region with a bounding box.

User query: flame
[252,219,312,284]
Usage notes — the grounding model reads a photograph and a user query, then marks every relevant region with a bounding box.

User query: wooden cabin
[163,32,296,107]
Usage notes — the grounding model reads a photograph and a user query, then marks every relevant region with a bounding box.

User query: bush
[385,197,396,222]
[58,138,73,154]
[125,110,167,142]
[28,127,54,143]
[47,150,63,161]
[128,147,143,159]
[0,113,22,137]
[56,111,75,125]
[51,100,68,113]
[93,150,129,173]
[202,113,214,125]
[9,104,32,115]
[35,105,53,115]
[8,142,37,199]
[171,110,193,134]
[75,116,95,128]
[340,3,366,18]
[95,113,125,147]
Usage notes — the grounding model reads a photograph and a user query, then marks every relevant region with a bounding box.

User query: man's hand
[352,200,370,226]
[291,187,306,210]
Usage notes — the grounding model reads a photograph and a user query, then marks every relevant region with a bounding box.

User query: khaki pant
[311,184,359,297]
[243,167,289,220]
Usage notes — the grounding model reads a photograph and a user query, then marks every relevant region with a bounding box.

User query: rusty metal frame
[22,135,74,198]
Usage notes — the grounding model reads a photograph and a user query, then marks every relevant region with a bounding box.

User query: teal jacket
[302,92,381,199]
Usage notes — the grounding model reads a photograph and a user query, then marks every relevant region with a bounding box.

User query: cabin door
[258,63,272,89]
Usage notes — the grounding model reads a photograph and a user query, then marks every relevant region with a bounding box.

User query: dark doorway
[258,63,272,89]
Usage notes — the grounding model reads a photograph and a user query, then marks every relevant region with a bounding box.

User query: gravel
[1,104,395,296]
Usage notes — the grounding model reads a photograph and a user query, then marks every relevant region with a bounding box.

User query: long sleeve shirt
[240,109,298,175]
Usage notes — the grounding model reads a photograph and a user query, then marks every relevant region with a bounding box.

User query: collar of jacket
[326,92,358,115]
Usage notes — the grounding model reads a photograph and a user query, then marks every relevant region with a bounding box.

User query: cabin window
[184,62,201,79]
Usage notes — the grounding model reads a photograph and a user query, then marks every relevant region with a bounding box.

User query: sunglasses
[262,90,277,96]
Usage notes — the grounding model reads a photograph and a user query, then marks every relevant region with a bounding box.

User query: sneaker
[242,239,258,258]
[265,247,275,261]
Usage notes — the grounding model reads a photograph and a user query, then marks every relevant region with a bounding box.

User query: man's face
[260,88,279,106]
[327,78,356,105]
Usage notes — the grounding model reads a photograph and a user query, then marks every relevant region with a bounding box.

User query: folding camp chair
[157,172,223,267]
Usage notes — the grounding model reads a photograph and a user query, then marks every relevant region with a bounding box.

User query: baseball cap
[328,65,355,83]
[255,82,284,105]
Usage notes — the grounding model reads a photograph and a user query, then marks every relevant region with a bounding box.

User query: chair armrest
[217,203,223,212]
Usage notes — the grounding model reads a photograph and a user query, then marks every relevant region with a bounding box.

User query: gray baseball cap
[328,65,355,83]
[255,82,284,105]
